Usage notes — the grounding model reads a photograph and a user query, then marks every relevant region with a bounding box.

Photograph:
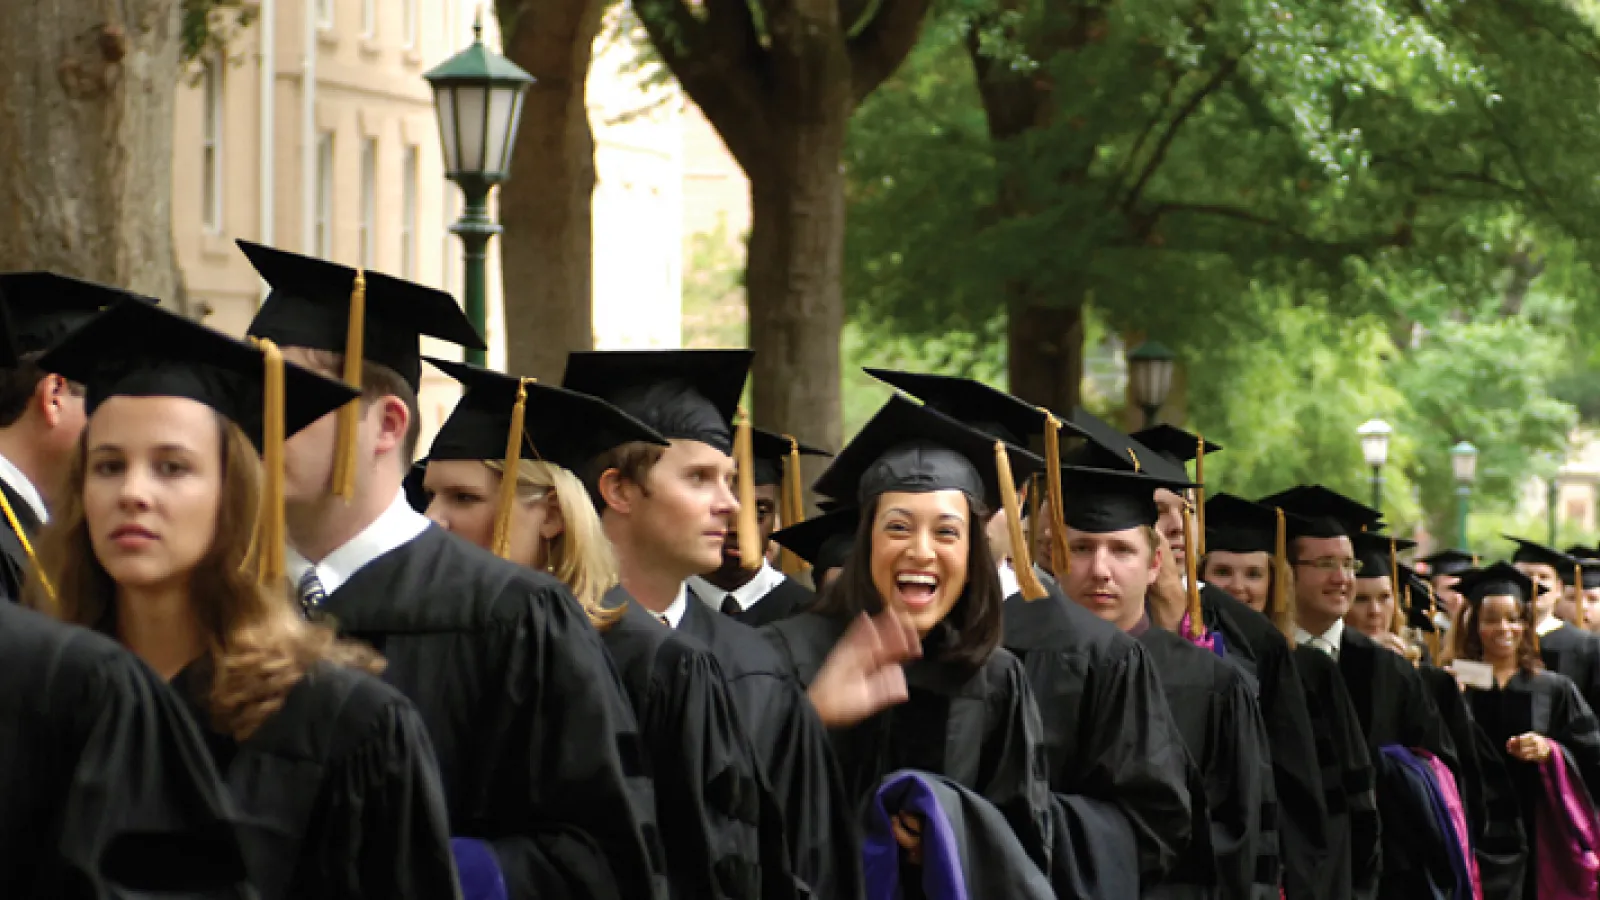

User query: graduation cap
[1353,531,1417,580]
[1419,549,1477,578]
[425,357,668,559]
[1504,536,1574,571]
[813,394,1049,599]
[0,272,152,366]
[749,427,832,576]
[862,368,1087,592]
[1558,560,1600,591]
[1065,408,1192,485]
[1129,423,1220,555]
[1202,492,1297,632]
[770,505,860,575]
[403,460,430,514]
[1457,562,1534,605]
[39,299,360,589]
[238,240,485,502]
[562,348,763,568]
[1396,563,1437,632]
[1566,545,1600,563]
[1257,485,1382,541]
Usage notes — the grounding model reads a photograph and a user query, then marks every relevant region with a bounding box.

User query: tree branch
[847,0,931,104]
[1120,50,1246,213]
[1143,201,1415,256]
[633,0,772,166]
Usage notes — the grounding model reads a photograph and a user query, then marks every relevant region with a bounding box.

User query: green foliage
[681,219,749,349]
[180,0,255,64]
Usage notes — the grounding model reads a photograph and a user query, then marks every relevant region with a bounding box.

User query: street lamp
[1357,418,1392,512]
[1451,440,1478,548]
[424,14,534,366]
[1127,341,1176,428]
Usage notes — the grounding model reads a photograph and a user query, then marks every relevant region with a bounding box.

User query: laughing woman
[26,301,456,900]
[763,395,1053,879]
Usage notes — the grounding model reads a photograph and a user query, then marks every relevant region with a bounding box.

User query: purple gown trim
[1424,752,1482,900]
[451,837,509,900]
[863,771,967,900]
[1535,743,1600,899]
[1178,611,1224,657]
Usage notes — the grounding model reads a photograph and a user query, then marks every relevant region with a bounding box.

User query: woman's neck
[1486,654,1519,686]
[116,581,206,681]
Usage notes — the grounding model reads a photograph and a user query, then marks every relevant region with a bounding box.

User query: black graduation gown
[0,476,41,602]
[764,612,1055,880]
[1002,587,1191,897]
[1201,584,1333,900]
[1415,665,1526,899]
[1538,622,1600,721]
[733,575,815,629]
[1466,669,1600,900]
[317,525,666,900]
[1136,626,1273,899]
[600,589,790,899]
[681,590,865,899]
[0,602,249,898]
[172,658,457,899]
[1294,646,1381,900]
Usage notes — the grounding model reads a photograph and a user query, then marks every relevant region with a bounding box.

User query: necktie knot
[719,594,742,617]
[298,569,328,616]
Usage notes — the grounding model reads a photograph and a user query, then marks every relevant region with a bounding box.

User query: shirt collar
[1537,614,1565,636]
[287,489,431,596]
[1294,618,1346,656]
[1127,611,1152,637]
[661,582,689,629]
[687,561,786,614]
[997,560,1021,599]
[0,453,47,525]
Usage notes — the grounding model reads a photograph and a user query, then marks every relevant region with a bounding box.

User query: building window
[359,137,377,268]
[201,57,224,234]
[361,0,375,38]
[315,132,334,257]
[401,146,418,278]
[316,0,333,29]
[403,0,418,48]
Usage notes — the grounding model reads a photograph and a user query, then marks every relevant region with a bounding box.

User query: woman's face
[1346,576,1396,640]
[870,490,970,637]
[83,396,223,592]
[424,460,560,567]
[1476,594,1526,665]
[1203,551,1271,611]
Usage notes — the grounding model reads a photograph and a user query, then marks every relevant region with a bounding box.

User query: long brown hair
[1451,588,1544,675]
[26,413,381,740]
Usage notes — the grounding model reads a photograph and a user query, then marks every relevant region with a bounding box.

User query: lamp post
[424,15,534,366]
[1451,440,1478,548]
[1127,341,1176,428]
[1357,418,1392,512]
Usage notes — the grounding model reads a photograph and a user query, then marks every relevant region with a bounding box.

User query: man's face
[1153,488,1187,567]
[1292,535,1357,627]
[1514,561,1563,621]
[1060,525,1159,632]
[626,440,738,577]
[1431,573,1464,620]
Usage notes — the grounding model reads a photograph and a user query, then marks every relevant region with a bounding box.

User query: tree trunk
[496,0,603,380]
[1007,299,1085,413]
[0,0,185,307]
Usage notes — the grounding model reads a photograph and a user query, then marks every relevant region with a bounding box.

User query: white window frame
[361,0,376,38]
[401,146,419,278]
[201,56,224,234]
[403,0,418,48]
[315,132,334,257]
[359,137,376,267]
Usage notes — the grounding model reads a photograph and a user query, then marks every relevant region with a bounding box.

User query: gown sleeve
[301,698,459,899]
[1207,671,1275,900]
[1550,675,1600,796]
[975,654,1055,879]
[1252,638,1333,900]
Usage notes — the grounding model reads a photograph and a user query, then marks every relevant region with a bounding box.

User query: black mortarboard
[1258,485,1382,540]
[39,300,358,449]
[1504,536,1574,571]
[1352,531,1416,579]
[1129,424,1222,468]
[1457,562,1534,604]
[403,461,430,514]
[562,349,751,455]
[0,272,153,366]
[1559,560,1600,590]
[1058,465,1191,534]
[750,428,831,487]
[1566,545,1600,563]
[1420,549,1477,578]
[862,368,1086,450]
[1204,493,1279,555]
[1396,563,1437,632]
[1065,408,1193,485]
[771,505,860,574]
[426,357,667,472]
[239,240,485,390]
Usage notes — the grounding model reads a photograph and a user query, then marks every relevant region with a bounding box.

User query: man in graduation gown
[1508,536,1600,717]
[239,241,667,900]
[771,504,859,597]
[0,601,251,898]
[862,370,1197,894]
[688,427,828,628]
[565,348,866,900]
[0,273,143,601]
[1054,463,1273,899]
[1419,549,1475,631]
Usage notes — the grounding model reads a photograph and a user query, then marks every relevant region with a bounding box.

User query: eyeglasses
[1294,557,1361,575]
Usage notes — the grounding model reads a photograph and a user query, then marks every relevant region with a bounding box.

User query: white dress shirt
[1537,614,1566,637]
[997,560,1021,599]
[287,488,432,596]
[0,452,47,525]
[659,583,690,629]
[688,561,787,614]
[1295,618,1347,659]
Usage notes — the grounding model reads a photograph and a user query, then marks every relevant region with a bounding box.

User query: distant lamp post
[1358,418,1392,512]
[1127,341,1177,428]
[1451,440,1478,548]
[424,14,534,366]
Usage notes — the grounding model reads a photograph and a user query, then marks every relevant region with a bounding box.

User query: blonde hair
[485,457,623,630]
[26,414,381,741]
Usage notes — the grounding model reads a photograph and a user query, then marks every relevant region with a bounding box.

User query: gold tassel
[1182,502,1204,638]
[1577,563,1587,631]
[779,436,808,576]
[1272,506,1295,641]
[330,268,366,501]
[1194,433,1207,559]
[1026,473,1041,572]
[1043,412,1071,580]
[252,338,287,586]
[1389,537,1403,636]
[1,486,51,604]
[490,379,531,559]
[996,442,1046,600]
[734,408,761,571]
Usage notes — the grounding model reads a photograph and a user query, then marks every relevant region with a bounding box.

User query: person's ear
[37,375,67,428]
[599,469,634,515]
[539,491,565,540]
[370,396,410,459]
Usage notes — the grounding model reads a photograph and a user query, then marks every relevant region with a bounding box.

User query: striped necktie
[298,569,328,616]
